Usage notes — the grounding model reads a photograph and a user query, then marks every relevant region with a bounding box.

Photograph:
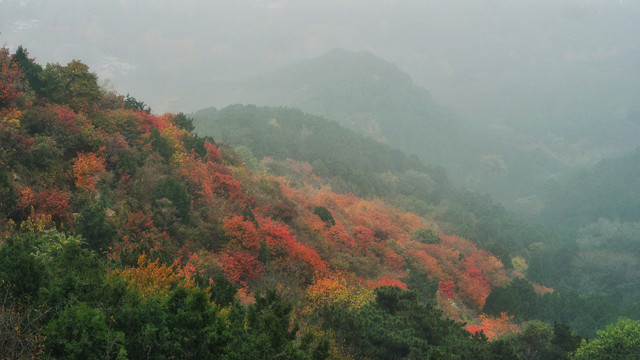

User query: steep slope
[191,104,553,259]
[0,46,542,358]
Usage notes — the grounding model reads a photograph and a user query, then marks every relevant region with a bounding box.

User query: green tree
[164,286,230,359]
[313,206,335,227]
[173,112,194,132]
[124,93,150,113]
[571,318,640,360]
[149,128,174,162]
[0,168,16,216]
[228,288,328,359]
[11,45,44,93]
[0,233,45,300]
[153,176,191,223]
[412,227,441,244]
[40,60,102,112]
[76,202,116,251]
[45,303,127,360]
[321,286,495,359]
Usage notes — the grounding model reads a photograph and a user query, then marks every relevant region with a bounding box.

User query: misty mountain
[192,104,453,202]
[203,49,466,168]
[200,48,640,212]
[539,148,640,232]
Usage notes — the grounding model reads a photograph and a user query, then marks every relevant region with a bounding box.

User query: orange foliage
[532,283,554,296]
[325,222,355,249]
[231,166,511,314]
[353,225,375,247]
[465,324,488,336]
[287,241,327,275]
[383,248,405,272]
[72,150,106,194]
[473,249,509,288]
[410,248,446,279]
[371,276,408,290]
[466,312,521,340]
[440,234,478,257]
[173,247,205,284]
[458,254,492,310]
[180,152,243,203]
[258,216,327,274]
[223,216,260,251]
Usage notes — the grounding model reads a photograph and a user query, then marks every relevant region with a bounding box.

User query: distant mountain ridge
[204,48,464,168]
[201,48,640,212]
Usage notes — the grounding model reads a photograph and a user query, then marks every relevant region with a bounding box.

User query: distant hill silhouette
[203,48,465,168]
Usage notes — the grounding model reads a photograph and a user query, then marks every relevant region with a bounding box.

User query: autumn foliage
[0,47,538,360]
[19,187,73,229]
[113,253,181,297]
[465,312,521,340]
[0,47,24,106]
[71,150,106,195]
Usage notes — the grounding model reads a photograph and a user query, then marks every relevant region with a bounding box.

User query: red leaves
[372,277,408,290]
[459,254,492,310]
[217,250,263,286]
[110,211,169,263]
[383,248,405,272]
[137,111,171,133]
[19,187,73,228]
[223,216,260,251]
[52,104,89,135]
[0,47,24,107]
[180,152,244,203]
[257,216,327,274]
[438,280,456,300]
[353,225,375,248]
[204,141,220,162]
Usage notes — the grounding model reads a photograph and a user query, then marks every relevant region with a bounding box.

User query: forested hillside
[1,46,636,359]
[193,104,640,338]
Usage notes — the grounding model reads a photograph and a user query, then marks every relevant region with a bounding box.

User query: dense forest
[1,46,639,359]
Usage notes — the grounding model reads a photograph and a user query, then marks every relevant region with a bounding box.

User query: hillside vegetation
[193,103,640,339]
[0,46,631,359]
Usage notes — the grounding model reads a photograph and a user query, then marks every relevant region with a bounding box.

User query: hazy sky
[2,0,639,125]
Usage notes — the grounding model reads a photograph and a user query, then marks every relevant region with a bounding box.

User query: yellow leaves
[512,256,528,273]
[0,108,21,129]
[161,123,186,154]
[306,275,374,312]
[111,253,181,298]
